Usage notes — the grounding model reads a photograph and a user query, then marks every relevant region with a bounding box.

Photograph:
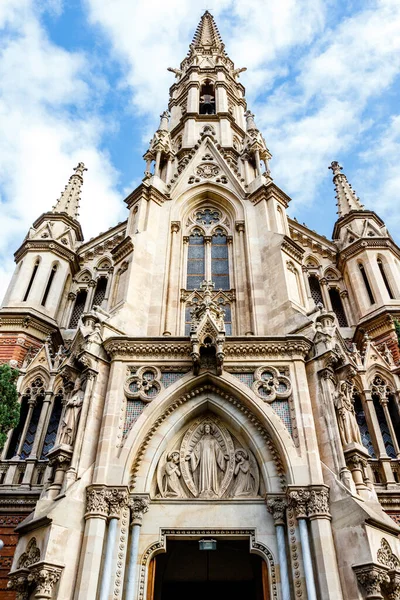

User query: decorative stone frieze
[128,494,150,525]
[266,496,287,526]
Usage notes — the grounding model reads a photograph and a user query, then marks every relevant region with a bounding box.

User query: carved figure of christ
[186,424,228,497]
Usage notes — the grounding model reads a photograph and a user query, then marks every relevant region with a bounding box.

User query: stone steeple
[52,162,87,220]
[329,161,364,217]
[191,10,223,48]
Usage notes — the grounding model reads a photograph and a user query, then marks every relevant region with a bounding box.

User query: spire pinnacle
[329,161,364,218]
[192,11,224,49]
[53,162,87,220]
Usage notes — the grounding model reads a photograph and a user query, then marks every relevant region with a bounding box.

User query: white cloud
[0,0,125,295]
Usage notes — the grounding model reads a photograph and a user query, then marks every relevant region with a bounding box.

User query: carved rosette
[354,564,390,599]
[266,496,287,526]
[288,489,310,519]
[28,563,63,599]
[307,486,330,520]
[129,495,150,526]
[124,366,162,402]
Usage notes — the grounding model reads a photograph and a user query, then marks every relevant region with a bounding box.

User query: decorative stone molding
[29,562,63,599]
[377,538,400,570]
[106,488,129,519]
[354,563,390,599]
[266,496,287,526]
[129,494,150,525]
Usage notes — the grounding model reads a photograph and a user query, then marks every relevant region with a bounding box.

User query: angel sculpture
[231,449,259,497]
[157,451,186,498]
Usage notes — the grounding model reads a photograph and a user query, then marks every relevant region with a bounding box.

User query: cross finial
[329,161,343,176]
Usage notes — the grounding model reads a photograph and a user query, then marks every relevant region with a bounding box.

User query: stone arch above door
[128,383,288,495]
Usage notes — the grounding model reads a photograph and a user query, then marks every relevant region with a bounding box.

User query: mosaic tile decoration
[160,372,188,388]
[124,400,146,436]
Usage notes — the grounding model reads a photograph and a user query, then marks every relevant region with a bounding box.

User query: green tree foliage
[0,364,20,451]
[394,320,400,348]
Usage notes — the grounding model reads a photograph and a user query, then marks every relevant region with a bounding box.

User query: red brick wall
[0,514,29,599]
[0,335,42,368]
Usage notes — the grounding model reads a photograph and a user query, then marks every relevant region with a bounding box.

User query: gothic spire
[329,161,364,218]
[52,162,87,220]
[191,10,224,49]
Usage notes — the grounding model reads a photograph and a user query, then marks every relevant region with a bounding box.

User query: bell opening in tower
[199,80,216,114]
[151,539,268,600]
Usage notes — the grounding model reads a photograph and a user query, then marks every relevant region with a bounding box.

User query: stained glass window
[373,396,396,458]
[41,392,63,458]
[354,393,376,457]
[211,230,229,290]
[187,232,205,290]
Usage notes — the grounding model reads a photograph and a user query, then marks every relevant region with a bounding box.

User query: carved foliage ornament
[85,486,128,519]
[195,163,220,179]
[17,537,40,569]
[252,366,291,403]
[156,415,260,500]
[124,366,162,402]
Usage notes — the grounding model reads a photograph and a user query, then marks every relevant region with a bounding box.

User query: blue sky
[0,0,400,293]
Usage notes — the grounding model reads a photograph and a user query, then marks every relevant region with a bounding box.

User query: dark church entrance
[149,539,269,600]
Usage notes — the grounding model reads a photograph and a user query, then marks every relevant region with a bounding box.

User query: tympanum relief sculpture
[156,415,260,499]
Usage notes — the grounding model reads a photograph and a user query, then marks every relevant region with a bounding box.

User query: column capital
[106,487,129,520]
[171,221,181,233]
[235,220,245,233]
[28,562,63,599]
[85,485,109,520]
[68,292,76,301]
[265,495,287,526]
[7,569,30,600]
[287,487,310,519]
[353,563,390,599]
[128,494,150,526]
[307,485,331,520]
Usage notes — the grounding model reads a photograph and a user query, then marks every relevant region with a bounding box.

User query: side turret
[0,164,86,364]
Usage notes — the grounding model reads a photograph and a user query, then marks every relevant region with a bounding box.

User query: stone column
[288,489,317,600]
[204,236,212,281]
[16,397,36,458]
[235,221,253,335]
[29,562,63,599]
[340,290,354,326]
[85,280,97,312]
[380,397,400,457]
[266,497,291,600]
[125,495,150,600]
[154,151,162,178]
[75,486,109,600]
[98,488,128,600]
[63,292,76,328]
[163,221,181,336]
[319,278,332,310]
[30,391,53,459]
[254,149,262,176]
[307,486,343,600]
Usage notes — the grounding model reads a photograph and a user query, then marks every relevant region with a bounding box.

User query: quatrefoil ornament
[252,366,291,402]
[124,366,162,402]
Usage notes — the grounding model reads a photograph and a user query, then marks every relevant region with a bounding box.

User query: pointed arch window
[377,258,395,299]
[41,389,64,458]
[187,230,205,290]
[23,259,40,301]
[69,290,87,328]
[329,288,348,327]
[199,80,215,115]
[41,264,58,306]
[309,275,323,306]
[354,392,375,457]
[91,276,108,309]
[211,229,229,290]
[358,263,375,305]
[6,377,45,459]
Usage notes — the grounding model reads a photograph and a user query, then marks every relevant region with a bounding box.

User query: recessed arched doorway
[148,539,270,600]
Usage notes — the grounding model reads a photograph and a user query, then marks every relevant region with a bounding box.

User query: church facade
[1,11,400,600]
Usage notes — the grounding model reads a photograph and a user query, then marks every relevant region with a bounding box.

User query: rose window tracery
[252,366,291,402]
[195,208,221,226]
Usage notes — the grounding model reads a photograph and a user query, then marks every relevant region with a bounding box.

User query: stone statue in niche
[155,415,261,499]
[185,423,229,498]
[334,381,362,447]
[157,451,186,498]
[231,449,259,498]
[59,377,84,446]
